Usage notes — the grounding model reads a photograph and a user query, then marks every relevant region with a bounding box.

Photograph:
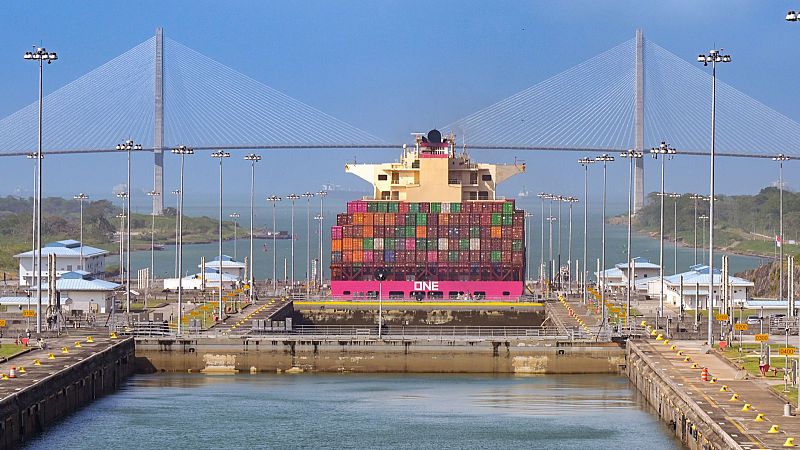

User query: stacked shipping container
[330,200,525,299]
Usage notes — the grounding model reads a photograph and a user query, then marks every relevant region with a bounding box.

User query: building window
[470,173,478,185]
[478,191,489,200]
[67,265,72,271]
[381,191,390,200]
[448,177,460,185]
[391,173,399,184]
[482,174,492,181]
[468,192,478,200]
[412,160,420,169]
[378,174,388,181]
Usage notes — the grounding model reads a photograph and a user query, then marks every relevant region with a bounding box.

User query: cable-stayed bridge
[1,28,799,214]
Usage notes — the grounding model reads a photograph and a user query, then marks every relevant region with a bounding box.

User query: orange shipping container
[364,213,374,226]
[353,213,364,225]
[385,214,396,225]
[363,226,374,238]
[416,226,427,238]
[440,214,450,225]
[491,226,502,238]
[353,251,363,262]
[331,239,343,252]
[374,214,385,226]
[343,238,353,250]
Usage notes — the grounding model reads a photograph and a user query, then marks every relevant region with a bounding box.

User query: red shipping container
[459,228,469,239]
[417,251,427,262]
[512,228,523,240]
[428,251,438,262]
[399,202,409,213]
[480,214,491,226]
[440,214,450,225]
[396,215,405,226]
[429,214,438,226]
[406,238,416,250]
[363,251,374,263]
[471,214,481,226]
[363,227,373,238]
[502,227,511,238]
[419,202,430,213]
[470,251,480,261]
[331,226,343,239]
[385,214,396,226]
[374,251,384,263]
[374,214,384,226]
[354,227,363,238]
[343,251,353,262]
[502,240,513,252]
[512,252,524,264]
[438,250,448,261]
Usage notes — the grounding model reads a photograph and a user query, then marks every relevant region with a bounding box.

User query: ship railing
[288,293,546,303]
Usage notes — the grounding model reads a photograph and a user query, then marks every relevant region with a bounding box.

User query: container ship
[330,130,526,300]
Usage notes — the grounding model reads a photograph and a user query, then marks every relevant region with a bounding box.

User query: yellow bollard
[669,345,677,350]
[47,353,55,360]
[86,336,94,343]
[33,359,41,366]
[1,375,7,380]
[640,320,647,327]
[684,356,691,362]
[709,377,717,384]
[769,425,781,434]
[650,330,658,336]
[742,403,752,411]
[730,393,740,401]
[662,339,670,345]
[677,350,684,356]
[656,334,663,341]
[75,342,82,348]
[691,363,699,369]
[18,367,25,373]
[785,437,796,447]
[719,385,728,392]
[61,347,69,354]
[754,413,765,422]
[110,332,118,339]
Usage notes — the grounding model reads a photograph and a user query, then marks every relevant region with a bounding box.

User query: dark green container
[406,226,415,237]
[459,239,470,250]
[377,202,388,213]
[363,238,374,250]
[367,202,378,213]
[431,203,441,213]
[502,202,513,214]
[388,202,399,213]
[385,239,396,250]
[416,239,427,251]
[416,213,427,226]
[450,203,461,213]
[491,251,502,262]
[502,215,513,226]
[410,203,420,213]
[512,240,524,251]
[491,214,502,226]
[449,251,459,262]
[470,226,480,238]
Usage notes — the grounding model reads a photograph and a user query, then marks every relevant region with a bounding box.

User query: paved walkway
[638,334,800,449]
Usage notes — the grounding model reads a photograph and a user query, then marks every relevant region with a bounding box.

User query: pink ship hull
[330,280,524,300]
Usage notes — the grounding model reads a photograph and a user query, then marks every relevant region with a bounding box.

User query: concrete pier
[0,336,134,448]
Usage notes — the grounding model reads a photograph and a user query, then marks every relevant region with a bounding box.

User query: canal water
[128,192,768,282]
[24,374,680,449]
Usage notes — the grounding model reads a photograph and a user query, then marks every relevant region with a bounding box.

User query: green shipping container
[363,238,374,250]
[470,226,480,238]
[450,203,461,213]
[491,213,502,226]
[459,239,470,250]
[416,213,427,226]
[377,202,388,213]
[491,251,502,262]
[367,202,378,213]
[416,238,427,250]
[449,251,459,262]
[405,226,415,237]
[512,240,524,251]
[385,239,396,250]
[431,202,442,213]
[388,202,399,213]
[410,203,420,213]
[503,202,513,214]
[427,238,437,250]
[502,215,513,226]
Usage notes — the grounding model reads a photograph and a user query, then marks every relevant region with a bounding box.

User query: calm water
[24,374,680,449]
[127,193,767,281]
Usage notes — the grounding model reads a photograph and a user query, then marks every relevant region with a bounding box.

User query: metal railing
[277,324,566,339]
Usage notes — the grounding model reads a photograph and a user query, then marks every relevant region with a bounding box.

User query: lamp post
[286,194,301,291]
[171,145,193,335]
[537,192,548,284]
[699,214,709,265]
[669,193,681,274]
[229,213,240,261]
[302,192,315,298]
[267,196,281,294]
[620,149,643,330]
[314,213,324,293]
[689,194,704,266]
[73,193,89,271]
[171,189,180,278]
[115,191,129,314]
[650,141,677,319]
[317,190,328,289]
[116,139,141,316]
[578,158,595,305]
[546,215,557,293]
[244,154,261,301]
[211,150,231,320]
[595,154,614,329]
[565,196,578,293]
[146,191,159,288]
[114,212,125,326]
[773,154,790,310]
[698,48,731,346]
[557,195,564,287]
[24,46,57,334]
[27,153,39,315]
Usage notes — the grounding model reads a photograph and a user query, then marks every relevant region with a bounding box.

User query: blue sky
[0,1,798,211]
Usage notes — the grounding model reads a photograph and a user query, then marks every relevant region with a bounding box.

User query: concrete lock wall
[626,341,741,450]
[135,338,625,374]
[0,338,135,449]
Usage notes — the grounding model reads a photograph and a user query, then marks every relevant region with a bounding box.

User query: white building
[30,271,120,314]
[646,265,754,309]
[595,257,661,293]
[200,255,245,280]
[15,240,108,287]
[163,270,239,291]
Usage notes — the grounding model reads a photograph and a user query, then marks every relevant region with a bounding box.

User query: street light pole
[115,191,128,312]
[302,192,315,299]
[73,193,89,270]
[650,142,677,319]
[774,154,790,310]
[698,48,732,347]
[244,154,261,301]
[670,193,681,274]
[286,194,301,292]
[211,150,231,320]
[578,158,595,305]
[537,193,547,284]
[566,197,578,293]
[146,191,159,298]
[24,46,57,334]
[317,190,328,290]
[546,215,557,293]
[171,146,194,335]
[595,154,615,329]
[267,196,282,294]
[524,212,534,283]
[117,139,142,316]
[689,194,704,266]
[171,189,180,278]
[229,213,240,261]
[620,149,643,330]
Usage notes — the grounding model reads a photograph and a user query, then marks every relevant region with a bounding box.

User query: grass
[770,385,799,407]
[721,343,796,377]
[0,344,26,359]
